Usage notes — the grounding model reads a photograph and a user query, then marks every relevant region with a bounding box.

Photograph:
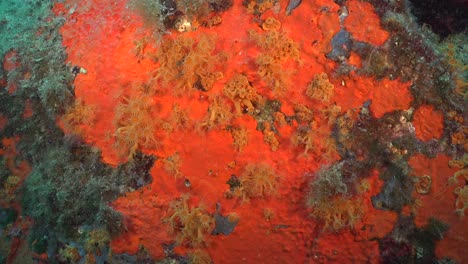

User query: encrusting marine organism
[166,195,215,247]
[306,73,334,103]
[235,163,279,201]
[411,175,432,194]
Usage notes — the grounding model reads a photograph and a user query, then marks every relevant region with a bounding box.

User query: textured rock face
[0,0,465,263]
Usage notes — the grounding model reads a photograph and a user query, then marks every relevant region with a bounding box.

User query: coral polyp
[166,195,215,247]
[234,163,279,201]
[113,91,160,159]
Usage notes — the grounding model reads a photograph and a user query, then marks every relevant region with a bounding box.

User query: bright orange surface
[412,105,445,141]
[370,78,412,118]
[333,73,413,117]
[409,154,467,263]
[344,0,389,46]
[51,0,429,262]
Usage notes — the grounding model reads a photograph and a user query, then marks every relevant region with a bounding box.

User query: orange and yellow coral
[261,17,281,31]
[187,249,212,264]
[294,104,314,124]
[245,0,277,14]
[154,34,225,95]
[291,124,316,155]
[223,73,261,115]
[454,186,468,217]
[235,163,279,201]
[411,175,432,195]
[309,195,364,231]
[250,30,300,95]
[164,152,183,178]
[166,195,214,247]
[250,30,300,62]
[307,170,368,231]
[113,91,159,158]
[198,95,233,130]
[230,126,249,152]
[306,73,334,103]
[262,122,279,151]
[168,103,191,131]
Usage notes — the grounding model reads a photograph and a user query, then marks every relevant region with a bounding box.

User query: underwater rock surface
[0,0,466,263]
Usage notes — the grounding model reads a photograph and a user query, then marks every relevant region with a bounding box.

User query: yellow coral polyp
[263,123,279,151]
[164,152,182,178]
[307,192,365,231]
[205,15,222,27]
[231,126,249,152]
[113,91,160,158]
[294,104,314,123]
[454,186,468,217]
[167,195,215,247]
[155,34,225,95]
[197,70,224,92]
[291,122,317,155]
[199,95,233,130]
[188,249,212,264]
[246,0,276,14]
[223,74,260,115]
[306,73,335,103]
[250,30,300,62]
[274,112,287,127]
[236,163,279,201]
[169,103,191,130]
[448,159,465,169]
[449,168,468,185]
[250,30,301,95]
[412,175,432,194]
[321,104,342,125]
[262,17,281,31]
[114,94,157,156]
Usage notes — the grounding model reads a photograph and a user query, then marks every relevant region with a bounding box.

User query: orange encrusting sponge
[50,0,446,263]
[412,105,445,141]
